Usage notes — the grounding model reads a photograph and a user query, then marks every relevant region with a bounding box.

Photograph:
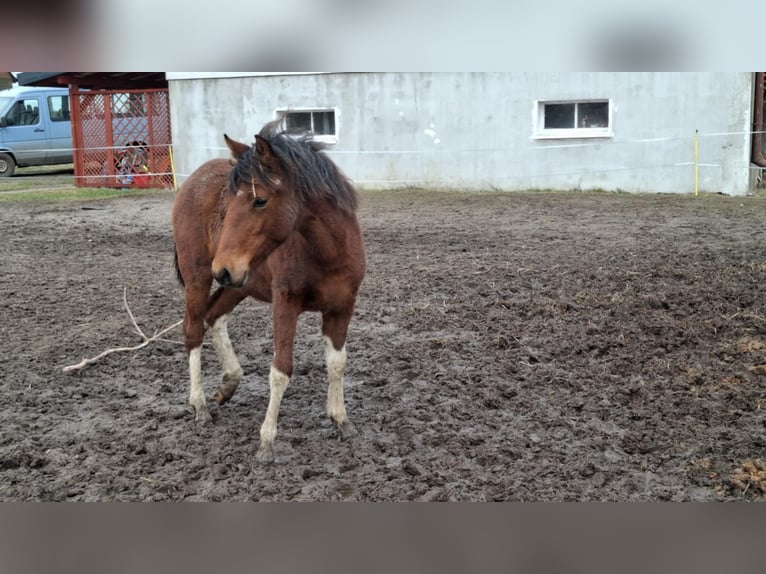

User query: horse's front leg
[255,293,300,464]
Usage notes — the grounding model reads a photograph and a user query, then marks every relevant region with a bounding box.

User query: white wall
[168,73,754,195]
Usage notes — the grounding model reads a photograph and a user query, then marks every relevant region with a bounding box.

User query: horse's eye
[253,197,268,209]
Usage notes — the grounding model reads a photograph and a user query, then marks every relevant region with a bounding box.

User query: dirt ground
[1,184,766,501]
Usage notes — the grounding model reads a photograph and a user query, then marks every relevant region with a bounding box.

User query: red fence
[70,88,173,189]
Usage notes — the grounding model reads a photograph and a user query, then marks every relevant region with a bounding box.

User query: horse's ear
[223,134,250,159]
[254,135,282,173]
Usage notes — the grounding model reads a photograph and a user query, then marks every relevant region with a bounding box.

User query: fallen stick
[62,288,183,373]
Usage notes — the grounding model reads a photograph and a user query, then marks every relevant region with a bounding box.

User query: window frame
[533,99,613,140]
[276,107,339,145]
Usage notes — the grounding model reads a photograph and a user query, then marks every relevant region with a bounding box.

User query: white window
[277,108,338,144]
[534,99,612,139]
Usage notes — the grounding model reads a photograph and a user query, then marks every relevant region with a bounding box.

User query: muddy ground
[1,185,765,501]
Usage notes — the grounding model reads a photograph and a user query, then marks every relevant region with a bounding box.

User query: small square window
[312,111,335,136]
[578,102,609,128]
[544,103,575,129]
[535,99,612,139]
[279,108,337,144]
[285,111,312,131]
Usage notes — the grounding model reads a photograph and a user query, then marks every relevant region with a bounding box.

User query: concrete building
[166,73,761,195]
[0,72,15,90]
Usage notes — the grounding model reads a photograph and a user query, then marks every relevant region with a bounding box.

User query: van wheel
[0,153,15,177]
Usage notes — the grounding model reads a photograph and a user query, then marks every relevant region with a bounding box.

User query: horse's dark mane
[229,119,358,213]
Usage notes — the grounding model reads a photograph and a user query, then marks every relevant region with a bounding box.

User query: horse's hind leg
[205,287,247,405]
[182,280,213,424]
[322,310,357,440]
[209,315,242,405]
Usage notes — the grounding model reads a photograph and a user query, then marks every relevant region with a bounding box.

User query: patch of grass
[0,179,61,192]
[0,164,75,192]
[15,163,74,175]
[0,186,171,203]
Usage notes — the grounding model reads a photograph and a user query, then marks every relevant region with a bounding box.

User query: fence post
[694,129,699,197]
[169,145,178,190]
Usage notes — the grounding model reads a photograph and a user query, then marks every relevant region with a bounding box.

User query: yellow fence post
[694,129,699,197]
[169,145,178,191]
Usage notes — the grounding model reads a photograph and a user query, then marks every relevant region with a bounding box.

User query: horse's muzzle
[214,267,247,288]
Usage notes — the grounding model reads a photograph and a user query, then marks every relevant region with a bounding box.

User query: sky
[2,0,761,70]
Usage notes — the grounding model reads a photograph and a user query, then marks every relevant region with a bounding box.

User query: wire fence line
[37,128,766,184]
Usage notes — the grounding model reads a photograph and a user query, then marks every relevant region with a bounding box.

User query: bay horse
[171,120,366,464]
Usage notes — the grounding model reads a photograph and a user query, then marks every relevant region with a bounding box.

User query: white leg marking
[210,314,243,381]
[324,336,348,424]
[188,346,207,413]
[260,365,290,447]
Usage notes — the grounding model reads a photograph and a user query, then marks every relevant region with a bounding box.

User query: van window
[48,95,70,122]
[4,98,40,126]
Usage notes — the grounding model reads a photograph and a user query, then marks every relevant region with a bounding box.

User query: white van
[0,86,72,177]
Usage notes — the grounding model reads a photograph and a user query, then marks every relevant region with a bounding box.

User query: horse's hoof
[194,407,212,426]
[213,389,229,405]
[337,420,358,441]
[215,375,240,405]
[255,444,275,464]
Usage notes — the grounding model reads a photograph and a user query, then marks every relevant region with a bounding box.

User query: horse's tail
[173,245,185,287]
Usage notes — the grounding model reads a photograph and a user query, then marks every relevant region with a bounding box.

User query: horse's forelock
[228,121,357,212]
[227,144,271,193]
